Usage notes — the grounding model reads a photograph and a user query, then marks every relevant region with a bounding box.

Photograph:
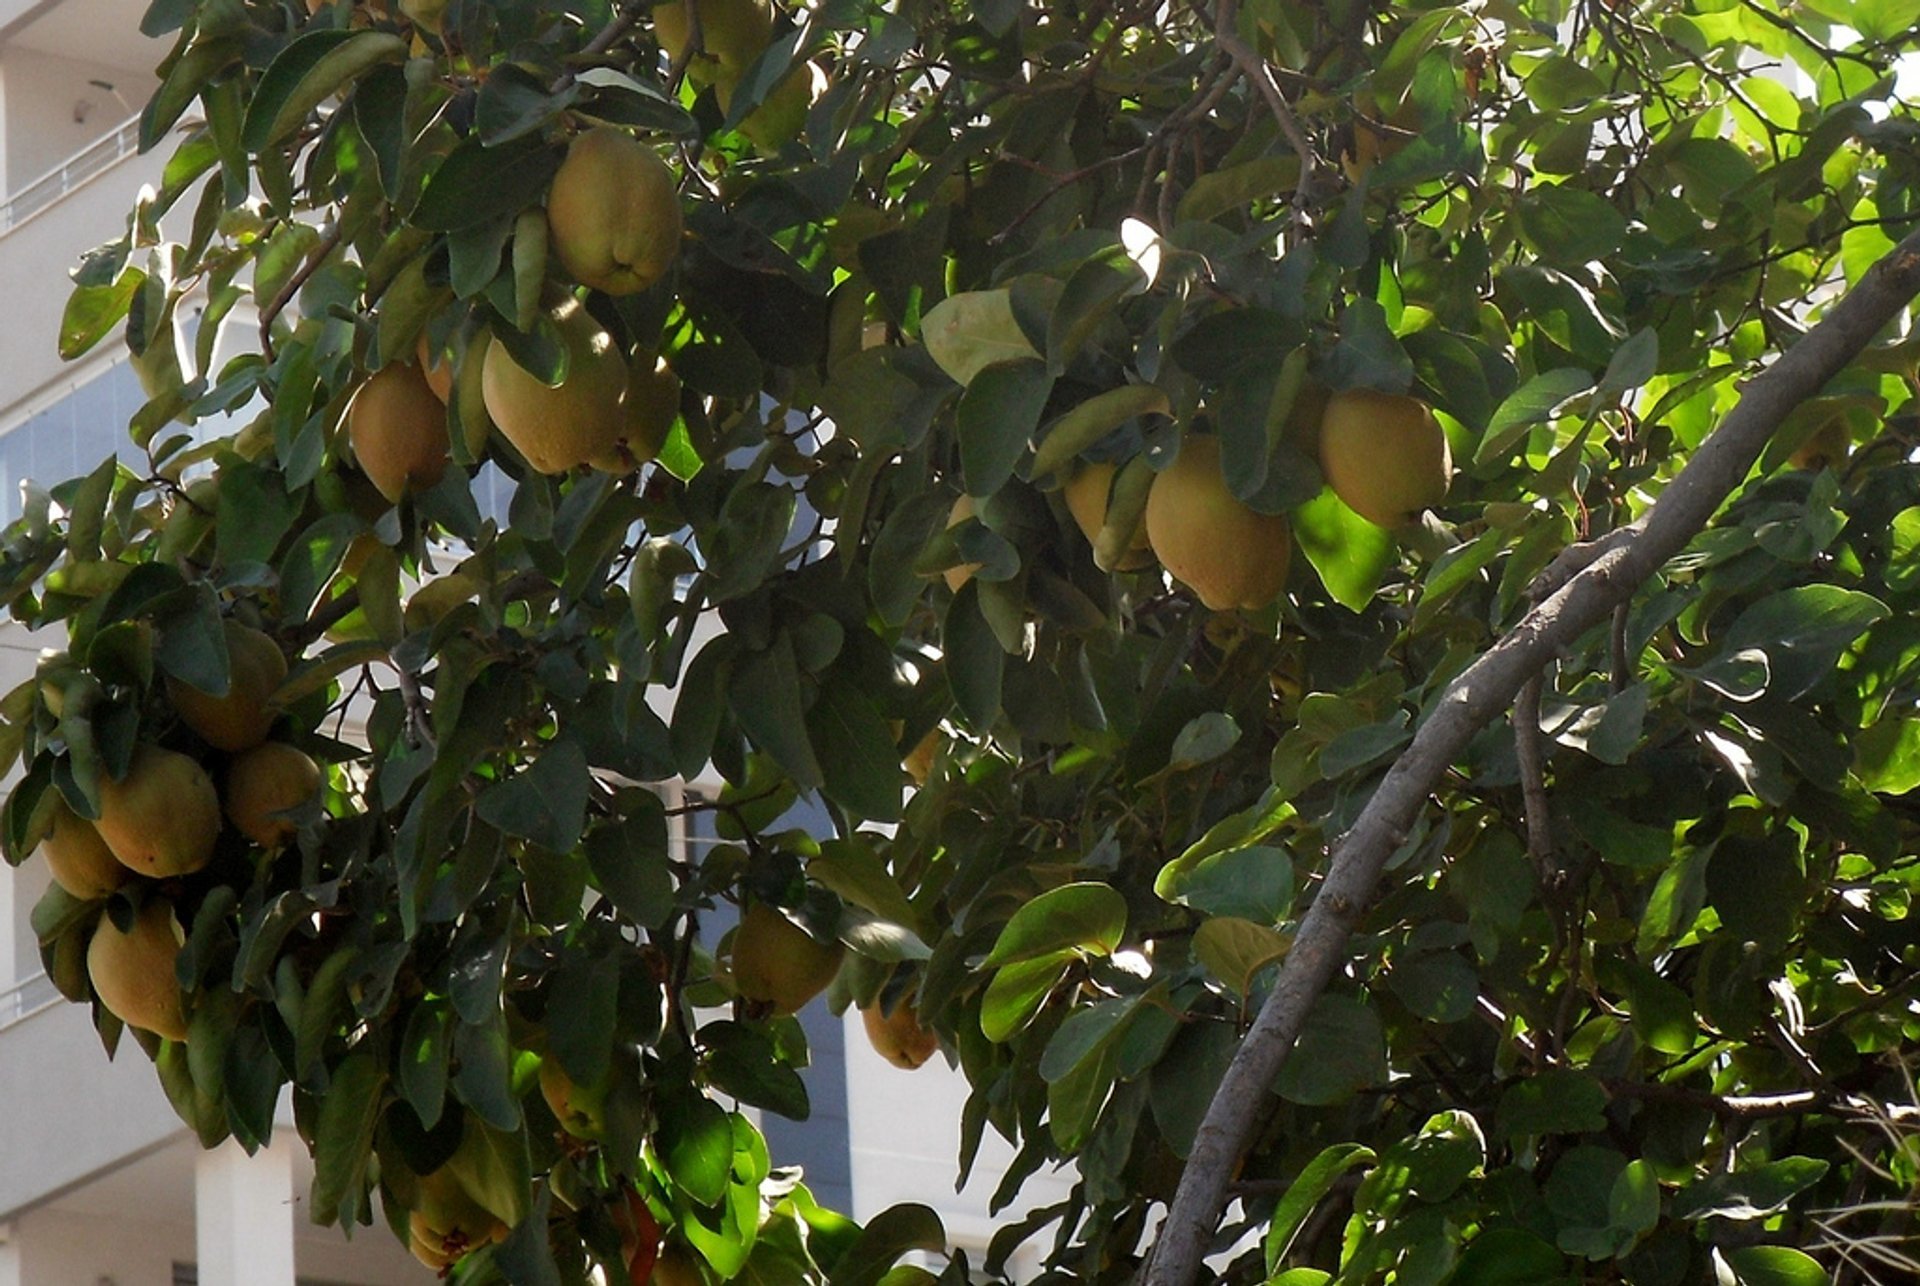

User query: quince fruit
[166,620,287,752]
[481,299,630,475]
[716,61,825,152]
[547,128,682,297]
[88,899,189,1041]
[860,995,939,1070]
[39,793,129,900]
[224,742,322,849]
[347,360,450,503]
[1317,389,1450,528]
[653,0,773,76]
[591,354,681,474]
[95,744,222,878]
[731,902,843,1015]
[408,1166,509,1270]
[1144,436,1292,611]
[1063,461,1152,570]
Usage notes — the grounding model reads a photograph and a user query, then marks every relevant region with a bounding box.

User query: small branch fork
[1141,230,1920,1286]
[1208,0,1316,216]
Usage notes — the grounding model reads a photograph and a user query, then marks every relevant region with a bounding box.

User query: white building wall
[844,1014,1068,1277]
[12,1203,186,1283]
[0,45,152,186]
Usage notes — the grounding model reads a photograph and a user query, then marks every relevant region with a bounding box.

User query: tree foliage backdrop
[7,0,1920,1280]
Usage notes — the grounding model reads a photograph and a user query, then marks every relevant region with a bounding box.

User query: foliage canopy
[7,0,1920,1281]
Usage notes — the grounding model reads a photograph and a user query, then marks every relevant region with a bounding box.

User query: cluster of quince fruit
[31,618,319,1044]
[927,291,1454,615]
[726,900,941,1070]
[1085,388,1451,612]
[654,0,827,153]
[345,126,687,502]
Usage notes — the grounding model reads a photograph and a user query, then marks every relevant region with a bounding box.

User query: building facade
[0,2,1066,1283]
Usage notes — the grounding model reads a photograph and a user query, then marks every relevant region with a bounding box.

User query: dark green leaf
[957,359,1052,499]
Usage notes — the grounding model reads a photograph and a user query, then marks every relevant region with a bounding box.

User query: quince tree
[8,0,1920,1281]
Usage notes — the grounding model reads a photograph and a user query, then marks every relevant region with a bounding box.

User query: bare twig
[1603,1079,1826,1120]
[1514,673,1555,890]
[553,0,656,93]
[1141,227,1920,1286]
[1610,602,1632,692]
[1209,0,1316,216]
[258,222,346,363]
[394,665,436,751]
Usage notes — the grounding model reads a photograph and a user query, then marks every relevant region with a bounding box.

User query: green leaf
[476,61,578,145]
[1038,999,1134,1083]
[546,954,619,1089]
[957,359,1053,499]
[1720,585,1888,700]
[1447,1229,1566,1283]
[1272,994,1387,1105]
[1516,186,1627,265]
[1855,717,1920,795]
[1497,1069,1607,1140]
[1596,327,1659,402]
[1149,1020,1238,1158]
[729,636,825,791]
[60,269,144,360]
[585,800,674,929]
[983,882,1127,966]
[1170,711,1241,767]
[1386,949,1478,1024]
[240,30,408,154]
[1674,1157,1829,1221]
[659,1090,734,1206]
[1168,307,1299,382]
[309,1050,384,1226]
[1722,1246,1828,1286]
[475,738,591,854]
[1609,1159,1660,1237]
[1322,298,1412,393]
[703,1021,811,1121]
[920,290,1038,386]
[398,1003,450,1130]
[1176,156,1303,225]
[1263,1143,1376,1271]
[412,134,562,232]
[448,1117,533,1227]
[154,583,231,696]
[1157,844,1293,922]
[491,1185,562,1286]
[806,676,903,822]
[1545,1145,1629,1259]
[1194,917,1291,998]
[944,582,1005,728]
[1292,488,1396,611]
[980,952,1072,1042]
[826,1203,946,1286]
[809,839,925,938]
[1615,959,1697,1055]
[1475,368,1592,467]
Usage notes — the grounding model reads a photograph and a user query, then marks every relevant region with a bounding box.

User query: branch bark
[1141,228,1920,1285]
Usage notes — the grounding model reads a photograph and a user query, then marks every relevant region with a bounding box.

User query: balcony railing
[0,970,59,1031]
[0,114,141,236]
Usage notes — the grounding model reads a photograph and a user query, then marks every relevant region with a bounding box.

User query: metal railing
[0,970,59,1031]
[0,115,142,236]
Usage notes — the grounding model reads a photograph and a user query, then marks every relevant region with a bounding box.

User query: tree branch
[1209,0,1315,214]
[258,221,346,363]
[1142,227,1920,1286]
[1514,673,1555,891]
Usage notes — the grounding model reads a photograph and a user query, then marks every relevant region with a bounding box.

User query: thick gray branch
[1142,228,1920,1285]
